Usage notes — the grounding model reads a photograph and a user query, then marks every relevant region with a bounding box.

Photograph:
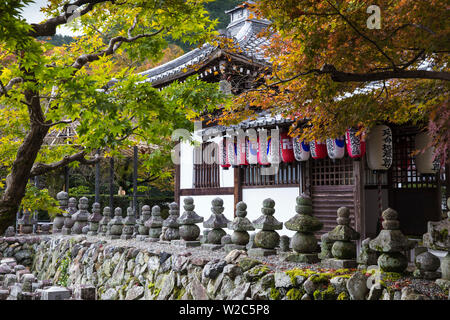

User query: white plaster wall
[180,195,235,234]
[179,140,194,189]
[242,187,300,237]
[179,135,234,189]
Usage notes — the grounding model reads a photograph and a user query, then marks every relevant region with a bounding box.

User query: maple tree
[0,0,229,233]
[224,0,449,162]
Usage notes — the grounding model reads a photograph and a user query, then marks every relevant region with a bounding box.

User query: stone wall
[1,235,446,300]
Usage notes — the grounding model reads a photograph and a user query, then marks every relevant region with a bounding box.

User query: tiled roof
[138,14,271,86]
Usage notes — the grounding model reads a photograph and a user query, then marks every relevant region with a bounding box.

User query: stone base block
[135,235,148,241]
[321,258,357,269]
[61,229,71,235]
[282,252,319,263]
[105,235,120,240]
[87,231,97,236]
[97,233,106,237]
[248,248,277,257]
[224,244,246,253]
[201,244,223,251]
[144,238,160,243]
[158,240,171,245]
[120,234,133,240]
[171,240,201,248]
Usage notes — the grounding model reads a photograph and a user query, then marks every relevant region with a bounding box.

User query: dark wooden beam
[174,163,180,206]
[179,187,234,196]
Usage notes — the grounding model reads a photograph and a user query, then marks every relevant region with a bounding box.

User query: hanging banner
[279,132,295,163]
[326,137,345,160]
[293,137,310,161]
[345,128,366,159]
[366,125,393,171]
[310,140,327,159]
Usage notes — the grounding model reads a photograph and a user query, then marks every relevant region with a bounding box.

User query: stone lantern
[322,207,360,268]
[284,193,322,263]
[71,197,89,235]
[136,205,151,241]
[62,197,77,235]
[162,202,180,242]
[87,202,102,236]
[18,210,35,234]
[174,197,204,247]
[121,207,136,240]
[53,191,68,234]
[248,198,283,257]
[202,197,230,251]
[225,201,254,253]
[369,208,415,272]
[106,207,123,239]
[145,205,164,242]
[423,197,450,284]
[98,207,111,237]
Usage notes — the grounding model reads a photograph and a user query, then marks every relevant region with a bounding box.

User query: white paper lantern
[226,137,239,167]
[293,138,310,161]
[326,137,346,160]
[366,125,393,170]
[415,132,440,174]
[245,134,258,165]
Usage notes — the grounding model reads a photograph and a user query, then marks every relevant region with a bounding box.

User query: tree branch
[30,151,101,177]
[71,27,165,71]
[0,77,23,96]
[28,0,111,38]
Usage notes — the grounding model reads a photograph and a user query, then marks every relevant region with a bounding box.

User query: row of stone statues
[15,190,448,284]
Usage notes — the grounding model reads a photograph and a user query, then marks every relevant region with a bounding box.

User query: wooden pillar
[133,146,138,217]
[233,167,242,217]
[445,164,450,205]
[353,159,365,240]
[109,157,114,209]
[174,163,180,206]
[95,150,100,204]
[64,166,69,193]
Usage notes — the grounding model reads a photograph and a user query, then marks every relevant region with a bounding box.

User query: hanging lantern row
[218,127,367,168]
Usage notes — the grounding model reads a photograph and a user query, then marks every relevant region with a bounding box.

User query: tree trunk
[0,122,49,234]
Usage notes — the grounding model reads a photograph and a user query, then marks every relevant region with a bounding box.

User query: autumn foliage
[221,0,449,163]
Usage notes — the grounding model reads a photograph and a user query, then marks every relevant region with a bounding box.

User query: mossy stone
[331,241,356,259]
[378,252,408,273]
[254,230,280,249]
[291,232,317,253]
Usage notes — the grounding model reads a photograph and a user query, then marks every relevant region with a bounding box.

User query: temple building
[138,2,448,240]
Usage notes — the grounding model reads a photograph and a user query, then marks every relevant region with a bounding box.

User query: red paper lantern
[345,128,366,159]
[236,136,249,166]
[310,140,327,159]
[279,132,295,163]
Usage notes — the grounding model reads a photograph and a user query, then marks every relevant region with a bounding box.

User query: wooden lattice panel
[391,133,437,189]
[310,157,354,186]
[193,142,220,188]
[242,162,301,187]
